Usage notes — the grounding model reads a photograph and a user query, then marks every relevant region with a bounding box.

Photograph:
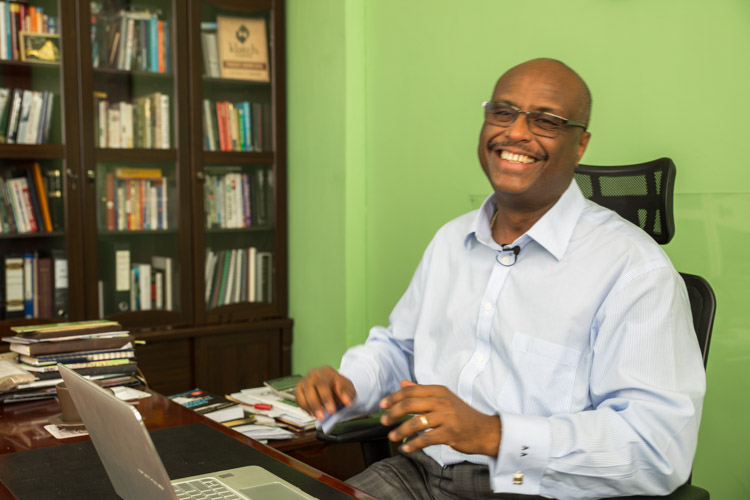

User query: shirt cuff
[490,412,551,495]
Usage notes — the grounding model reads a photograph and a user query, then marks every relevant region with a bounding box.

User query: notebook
[58,364,317,500]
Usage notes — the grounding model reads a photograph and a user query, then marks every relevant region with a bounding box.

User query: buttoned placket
[456,250,514,406]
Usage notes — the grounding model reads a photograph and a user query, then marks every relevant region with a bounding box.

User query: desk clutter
[169,375,314,443]
[0,320,141,403]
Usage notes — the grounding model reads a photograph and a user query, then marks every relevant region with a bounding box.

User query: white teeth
[500,150,535,164]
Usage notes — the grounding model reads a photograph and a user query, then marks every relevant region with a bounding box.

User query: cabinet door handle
[87,169,96,180]
[66,168,79,180]
[196,171,205,181]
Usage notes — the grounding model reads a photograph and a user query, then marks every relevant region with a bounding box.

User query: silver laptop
[58,364,317,500]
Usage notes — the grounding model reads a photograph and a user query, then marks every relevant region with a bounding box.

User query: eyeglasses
[481,101,587,138]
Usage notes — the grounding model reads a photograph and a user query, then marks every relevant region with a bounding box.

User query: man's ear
[575,131,591,165]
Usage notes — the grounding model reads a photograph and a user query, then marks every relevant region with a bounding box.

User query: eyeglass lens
[484,104,566,138]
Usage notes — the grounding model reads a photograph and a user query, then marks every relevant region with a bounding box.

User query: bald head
[496,58,592,126]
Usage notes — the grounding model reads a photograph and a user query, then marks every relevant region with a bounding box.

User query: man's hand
[379,380,502,457]
[295,366,356,421]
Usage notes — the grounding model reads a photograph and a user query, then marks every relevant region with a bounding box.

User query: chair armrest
[316,412,400,444]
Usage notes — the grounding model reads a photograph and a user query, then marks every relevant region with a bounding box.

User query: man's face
[478,62,591,207]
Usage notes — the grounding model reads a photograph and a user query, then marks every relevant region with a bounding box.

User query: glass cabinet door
[191,0,286,323]
[0,0,78,325]
[79,0,190,327]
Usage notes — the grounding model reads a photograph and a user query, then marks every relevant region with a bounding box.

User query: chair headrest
[575,157,676,244]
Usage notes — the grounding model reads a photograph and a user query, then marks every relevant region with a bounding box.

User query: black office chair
[320,158,716,499]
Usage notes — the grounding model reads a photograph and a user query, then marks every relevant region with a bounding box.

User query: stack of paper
[230,387,316,431]
[231,424,294,442]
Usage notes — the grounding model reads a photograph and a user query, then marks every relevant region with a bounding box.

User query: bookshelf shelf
[0,145,64,159]
[0,231,66,240]
[205,225,274,234]
[202,151,274,164]
[92,67,174,79]
[95,148,177,162]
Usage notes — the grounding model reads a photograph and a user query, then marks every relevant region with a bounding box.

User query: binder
[51,250,68,319]
[100,241,130,314]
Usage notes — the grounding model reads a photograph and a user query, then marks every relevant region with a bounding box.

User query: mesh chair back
[574,158,676,244]
[679,272,716,367]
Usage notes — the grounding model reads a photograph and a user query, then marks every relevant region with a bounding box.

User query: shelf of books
[80,0,189,328]
[192,0,285,324]
[95,162,180,317]
[0,0,72,326]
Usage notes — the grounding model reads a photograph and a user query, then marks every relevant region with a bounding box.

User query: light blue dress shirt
[324,180,705,499]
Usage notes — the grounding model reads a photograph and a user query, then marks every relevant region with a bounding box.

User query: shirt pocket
[497,331,581,416]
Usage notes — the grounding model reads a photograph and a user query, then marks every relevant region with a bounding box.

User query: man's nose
[506,113,533,141]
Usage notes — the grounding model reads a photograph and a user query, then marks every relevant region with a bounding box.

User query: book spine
[36,256,53,318]
[52,250,68,318]
[30,163,52,232]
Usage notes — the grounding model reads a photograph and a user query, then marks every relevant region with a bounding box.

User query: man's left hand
[379,380,502,457]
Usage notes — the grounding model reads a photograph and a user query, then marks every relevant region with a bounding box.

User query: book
[19,346,135,366]
[169,388,244,423]
[150,255,172,311]
[20,358,134,373]
[44,168,63,231]
[8,334,134,356]
[11,319,123,340]
[36,255,52,317]
[29,162,52,231]
[24,360,138,380]
[263,374,303,402]
[3,254,24,319]
[51,249,67,318]
[215,16,269,82]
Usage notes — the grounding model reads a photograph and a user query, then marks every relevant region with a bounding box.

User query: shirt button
[513,472,524,485]
[476,354,484,363]
[484,303,493,312]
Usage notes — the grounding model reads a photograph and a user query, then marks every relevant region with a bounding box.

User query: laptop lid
[58,364,180,499]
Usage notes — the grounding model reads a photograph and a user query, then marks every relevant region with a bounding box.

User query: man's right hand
[295,366,356,421]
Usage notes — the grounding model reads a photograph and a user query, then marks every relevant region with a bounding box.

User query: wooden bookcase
[0,0,290,396]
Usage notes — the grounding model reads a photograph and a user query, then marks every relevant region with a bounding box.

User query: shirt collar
[466,180,587,261]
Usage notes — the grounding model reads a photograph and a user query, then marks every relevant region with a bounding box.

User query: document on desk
[231,387,316,429]
[232,423,294,441]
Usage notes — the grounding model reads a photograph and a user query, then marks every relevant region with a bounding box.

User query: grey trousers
[347,450,548,500]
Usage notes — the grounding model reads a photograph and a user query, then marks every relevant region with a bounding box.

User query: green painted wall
[288,0,750,497]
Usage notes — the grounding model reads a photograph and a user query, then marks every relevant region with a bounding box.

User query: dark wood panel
[135,338,193,395]
[195,328,283,394]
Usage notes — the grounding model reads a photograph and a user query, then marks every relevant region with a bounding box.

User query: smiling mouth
[499,150,537,164]
[488,142,544,164]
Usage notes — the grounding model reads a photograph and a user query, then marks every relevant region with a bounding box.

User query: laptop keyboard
[173,477,244,499]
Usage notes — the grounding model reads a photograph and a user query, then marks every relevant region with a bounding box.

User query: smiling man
[296,59,705,499]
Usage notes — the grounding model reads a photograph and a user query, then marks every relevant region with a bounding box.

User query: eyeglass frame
[481,101,588,138]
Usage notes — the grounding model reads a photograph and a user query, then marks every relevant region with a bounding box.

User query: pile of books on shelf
[90,5,170,73]
[0,320,139,403]
[204,248,272,307]
[0,88,55,145]
[1,250,68,320]
[203,167,272,228]
[94,92,171,149]
[102,167,169,231]
[202,99,262,152]
[0,2,59,62]
[0,162,63,235]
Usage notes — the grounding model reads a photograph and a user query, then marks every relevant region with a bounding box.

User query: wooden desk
[0,389,373,500]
